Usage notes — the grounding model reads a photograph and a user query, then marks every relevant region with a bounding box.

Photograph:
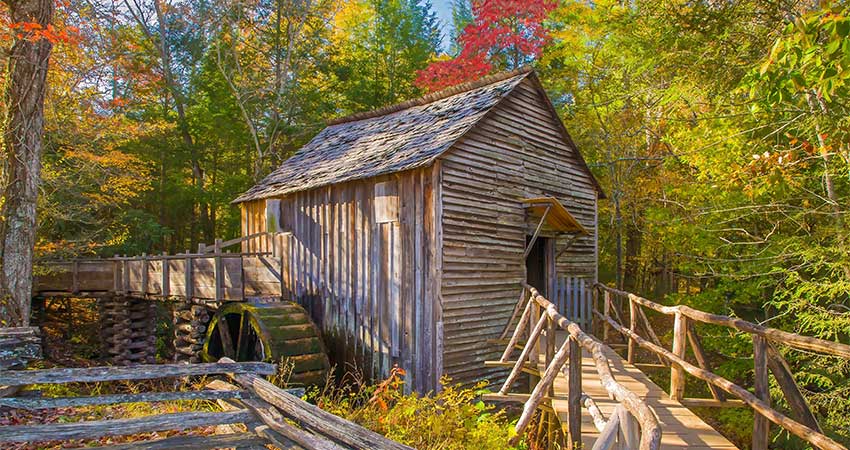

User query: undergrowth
[304,366,527,450]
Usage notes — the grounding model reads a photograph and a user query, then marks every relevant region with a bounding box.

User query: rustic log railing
[595,283,850,450]
[486,284,661,450]
[0,358,412,450]
[34,233,287,301]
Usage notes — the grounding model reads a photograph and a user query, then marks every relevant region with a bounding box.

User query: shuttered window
[374,180,399,223]
[265,199,282,232]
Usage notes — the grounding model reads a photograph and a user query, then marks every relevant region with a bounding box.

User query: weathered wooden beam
[66,432,267,450]
[161,251,170,297]
[220,358,413,450]
[0,389,253,410]
[591,404,621,450]
[598,312,846,450]
[680,398,746,408]
[596,284,850,359]
[628,298,637,364]
[0,362,275,386]
[686,323,725,402]
[0,410,255,442]
[670,312,688,401]
[752,335,770,450]
[765,342,821,433]
[499,290,532,360]
[500,313,548,395]
[524,285,661,450]
[567,336,581,450]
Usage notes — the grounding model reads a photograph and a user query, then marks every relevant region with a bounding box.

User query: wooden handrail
[595,283,848,450]
[596,284,850,359]
[492,284,661,450]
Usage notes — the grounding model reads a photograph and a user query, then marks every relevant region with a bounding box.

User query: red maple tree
[416,0,556,92]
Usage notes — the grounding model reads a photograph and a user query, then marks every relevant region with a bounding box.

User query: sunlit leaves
[415,0,556,91]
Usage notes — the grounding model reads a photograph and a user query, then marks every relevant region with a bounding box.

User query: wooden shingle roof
[233,69,533,203]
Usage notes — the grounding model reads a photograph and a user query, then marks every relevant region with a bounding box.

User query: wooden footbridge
[24,238,850,450]
[485,284,850,450]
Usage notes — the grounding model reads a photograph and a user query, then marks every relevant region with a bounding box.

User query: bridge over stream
[30,241,850,450]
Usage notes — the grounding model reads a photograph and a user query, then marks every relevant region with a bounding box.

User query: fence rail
[0,358,412,450]
[487,284,661,450]
[595,283,850,450]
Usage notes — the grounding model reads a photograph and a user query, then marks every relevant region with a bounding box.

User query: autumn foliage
[416,0,556,92]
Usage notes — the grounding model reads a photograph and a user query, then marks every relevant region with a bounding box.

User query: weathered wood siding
[240,200,272,253]
[241,168,441,392]
[437,77,599,386]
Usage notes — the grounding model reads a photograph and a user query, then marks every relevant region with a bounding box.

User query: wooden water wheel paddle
[202,302,329,386]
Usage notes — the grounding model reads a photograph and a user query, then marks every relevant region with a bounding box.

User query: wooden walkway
[548,345,738,449]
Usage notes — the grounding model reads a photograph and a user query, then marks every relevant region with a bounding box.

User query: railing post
[670,311,688,401]
[567,335,581,450]
[529,300,541,385]
[112,255,121,294]
[71,260,79,294]
[141,253,149,295]
[628,297,636,364]
[214,239,223,302]
[752,334,770,450]
[184,252,194,300]
[619,407,640,450]
[603,290,610,343]
[122,256,129,295]
[161,252,170,297]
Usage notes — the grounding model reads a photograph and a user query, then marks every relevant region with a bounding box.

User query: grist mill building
[233,68,604,392]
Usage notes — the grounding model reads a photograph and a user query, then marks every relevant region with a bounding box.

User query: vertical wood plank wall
[438,77,599,386]
[240,168,440,392]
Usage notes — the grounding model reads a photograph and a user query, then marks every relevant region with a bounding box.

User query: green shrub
[305,367,526,450]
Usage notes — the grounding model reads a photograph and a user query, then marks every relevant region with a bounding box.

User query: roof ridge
[326,67,533,126]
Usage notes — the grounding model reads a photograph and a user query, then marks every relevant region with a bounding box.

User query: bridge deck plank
[548,342,738,449]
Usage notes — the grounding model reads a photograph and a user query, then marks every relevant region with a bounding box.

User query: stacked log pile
[98,296,157,365]
[173,300,210,363]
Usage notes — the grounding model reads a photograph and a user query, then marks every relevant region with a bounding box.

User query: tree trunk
[0,0,55,327]
[151,0,209,246]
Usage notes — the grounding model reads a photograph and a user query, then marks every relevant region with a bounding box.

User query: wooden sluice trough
[33,235,283,302]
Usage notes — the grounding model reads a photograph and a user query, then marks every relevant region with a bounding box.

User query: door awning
[522,197,590,235]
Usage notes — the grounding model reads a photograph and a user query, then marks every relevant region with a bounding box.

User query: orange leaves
[8,21,78,44]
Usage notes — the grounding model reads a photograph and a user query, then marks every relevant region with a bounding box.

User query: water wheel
[202,302,330,386]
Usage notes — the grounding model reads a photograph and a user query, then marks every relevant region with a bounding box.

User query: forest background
[1,0,849,446]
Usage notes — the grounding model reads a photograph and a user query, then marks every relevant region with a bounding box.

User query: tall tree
[331,0,441,111]
[0,0,56,326]
[416,0,555,91]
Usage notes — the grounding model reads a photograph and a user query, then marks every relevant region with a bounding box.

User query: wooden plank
[0,389,253,410]
[67,432,268,450]
[0,362,275,386]
[0,410,255,442]
[223,358,414,450]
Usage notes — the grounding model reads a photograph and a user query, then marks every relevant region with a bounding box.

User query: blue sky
[432,0,454,51]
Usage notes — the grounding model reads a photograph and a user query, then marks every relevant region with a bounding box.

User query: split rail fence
[0,357,411,449]
[595,284,850,450]
[486,284,662,450]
